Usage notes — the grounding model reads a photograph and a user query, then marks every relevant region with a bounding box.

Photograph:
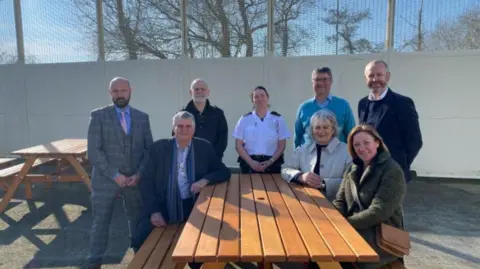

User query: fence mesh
[21,0,96,64]
[395,0,480,52]
[187,0,268,58]
[274,0,386,56]
[2,0,480,63]
[0,0,17,64]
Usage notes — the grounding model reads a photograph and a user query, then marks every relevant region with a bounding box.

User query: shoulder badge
[271,111,281,116]
[243,112,253,116]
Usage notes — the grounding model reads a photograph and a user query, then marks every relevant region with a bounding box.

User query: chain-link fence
[395,0,480,52]
[1,0,480,64]
[274,0,386,56]
[0,0,17,64]
[20,0,96,64]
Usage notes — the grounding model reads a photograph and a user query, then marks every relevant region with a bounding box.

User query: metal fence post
[96,0,105,61]
[14,0,25,64]
[267,0,274,56]
[385,0,396,51]
[180,0,188,57]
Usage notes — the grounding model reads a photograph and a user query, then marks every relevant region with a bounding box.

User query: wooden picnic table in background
[131,173,379,269]
[0,158,17,169]
[0,138,90,213]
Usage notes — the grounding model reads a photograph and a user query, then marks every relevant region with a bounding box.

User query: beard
[113,97,130,108]
[368,81,386,91]
[193,96,207,103]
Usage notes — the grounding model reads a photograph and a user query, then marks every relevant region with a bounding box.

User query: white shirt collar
[307,136,340,154]
[252,109,271,120]
[368,88,389,101]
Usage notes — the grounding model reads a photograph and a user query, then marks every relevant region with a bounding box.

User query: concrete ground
[0,174,479,269]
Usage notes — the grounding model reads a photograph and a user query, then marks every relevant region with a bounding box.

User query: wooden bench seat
[128,224,186,269]
[0,157,17,169]
[0,158,56,190]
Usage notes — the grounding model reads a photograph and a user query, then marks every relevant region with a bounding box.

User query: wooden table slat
[262,174,309,262]
[144,225,181,269]
[289,183,357,262]
[159,224,186,269]
[11,139,87,155]
[127,227,166,269]
[0,158,16,165]
[240,174,263,262]
[194,181,229,262]
[252,174,286,262]
[273,176,334,262]
[305,188,379,262]
[217,174,241,262]
[171,185,215,262]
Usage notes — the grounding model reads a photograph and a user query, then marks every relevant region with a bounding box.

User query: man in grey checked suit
[85,77,153,269]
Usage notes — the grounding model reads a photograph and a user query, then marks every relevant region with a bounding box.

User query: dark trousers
[132,198,202,269]
[238,154,283,174]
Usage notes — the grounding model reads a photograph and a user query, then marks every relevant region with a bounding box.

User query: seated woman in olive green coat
[333,124,406,269]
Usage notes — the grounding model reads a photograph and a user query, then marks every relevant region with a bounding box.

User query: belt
[251,154,271,158]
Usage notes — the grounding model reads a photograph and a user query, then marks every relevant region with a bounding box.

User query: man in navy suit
[132,111,231,269]
[358,60,423,183]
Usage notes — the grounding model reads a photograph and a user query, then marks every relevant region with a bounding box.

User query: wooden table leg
[65,155,91,191]
[258,262,273,269]
[316,261,342,269]
[0,156,37,213]
[46,159,70,189]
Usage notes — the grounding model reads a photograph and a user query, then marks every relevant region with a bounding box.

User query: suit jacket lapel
[359,109,366,123]
[375,89,393,128]
[164,138,174,179]
[109,106,125,147]
[131,108,140,148]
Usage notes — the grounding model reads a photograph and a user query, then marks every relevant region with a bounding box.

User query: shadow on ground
[0,176,479,269]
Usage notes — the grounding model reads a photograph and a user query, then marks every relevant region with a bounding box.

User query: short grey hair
[190,78,208,90]
[366,60,389,73]
[172,111,195,127]
[307,109,339,139]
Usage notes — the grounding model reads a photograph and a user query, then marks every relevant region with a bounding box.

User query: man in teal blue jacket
[294,67,356,148]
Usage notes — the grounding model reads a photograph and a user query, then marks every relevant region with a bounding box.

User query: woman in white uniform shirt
[281,109,352,201]
[233,86,291,173]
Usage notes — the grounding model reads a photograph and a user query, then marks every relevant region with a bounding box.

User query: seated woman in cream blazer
[281,109,352,201]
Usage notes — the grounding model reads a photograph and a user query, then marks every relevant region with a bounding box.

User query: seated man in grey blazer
[281,109,352,202]
[132,111,231,268]
[86,77,153,269]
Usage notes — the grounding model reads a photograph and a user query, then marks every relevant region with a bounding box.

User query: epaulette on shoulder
[243,112,253,116]
[271,111,281,116]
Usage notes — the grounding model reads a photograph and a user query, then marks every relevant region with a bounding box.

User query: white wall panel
[0,51,478,179]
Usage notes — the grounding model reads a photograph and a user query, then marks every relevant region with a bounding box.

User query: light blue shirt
[316,94,332,108]
[114,105,131,134]
[176,141,192,199]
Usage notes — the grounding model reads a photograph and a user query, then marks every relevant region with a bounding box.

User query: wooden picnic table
[130,173,379,269]
[0,158,17,169]
[0,138,90,213]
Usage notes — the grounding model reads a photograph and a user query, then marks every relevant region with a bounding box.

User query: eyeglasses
[313,77,331,83]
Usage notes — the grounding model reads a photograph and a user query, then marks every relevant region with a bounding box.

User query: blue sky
[0,0,479,63]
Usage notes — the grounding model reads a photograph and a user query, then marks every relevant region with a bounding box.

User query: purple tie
[120,111,127,134]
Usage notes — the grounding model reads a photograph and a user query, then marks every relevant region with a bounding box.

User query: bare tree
[0,50,15,64]
[74,0,316,59]
[274,0,316,56]
[397,0,425,52]
[424,6,480,51]
[322,7,380,54]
